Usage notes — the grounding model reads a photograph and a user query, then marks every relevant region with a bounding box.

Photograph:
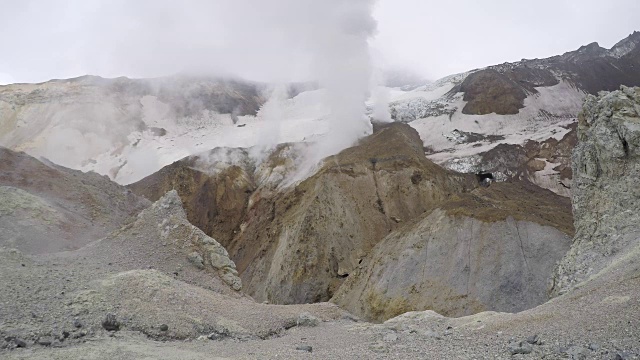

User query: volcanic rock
[552,86,640,295]
[229,123,476,304]
[332,180,573,321]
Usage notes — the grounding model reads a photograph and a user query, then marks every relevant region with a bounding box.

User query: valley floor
[2,238,639,360]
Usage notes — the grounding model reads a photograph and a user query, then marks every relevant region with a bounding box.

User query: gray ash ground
[1,211,638,359]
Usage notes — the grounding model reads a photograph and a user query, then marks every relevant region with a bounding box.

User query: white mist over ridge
[371,86,393,123]
[234,0,388,185]
[0,0,391,186]
[284,0,381,182]
[310,0,377,158]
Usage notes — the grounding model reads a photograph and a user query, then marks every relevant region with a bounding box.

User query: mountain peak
[579,42,604,52]
[609,31,640,58]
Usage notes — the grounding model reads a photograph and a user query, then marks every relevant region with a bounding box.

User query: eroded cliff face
[552,86,640,295]
[331,181,573,321]
[131,122,577,313]
[128,147,256,248]
[130,123,480,304]
[229,124,477,304]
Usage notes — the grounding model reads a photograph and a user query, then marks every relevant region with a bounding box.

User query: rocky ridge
[388,31,640,196]
[1,32,638,195]
[0,147,149,254]
[457,30,640,116]
[130,122,576,321]
[131,190,242,290]
[552,86,640,295]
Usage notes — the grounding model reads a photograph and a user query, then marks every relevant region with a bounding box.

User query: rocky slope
[0,189,345,351]
[0,147,149,254]
[232,124,477,305]
[131,123,478,305]
[332,180,573,322]
[4,237,638,359]
[131,121,575,320]
[108,190,243,292]
[552,86,640,296]
[470,123,577,197]
[451,32,640,116]
[128,147,255,247]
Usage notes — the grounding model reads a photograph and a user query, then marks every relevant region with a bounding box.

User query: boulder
[139,190,242,291]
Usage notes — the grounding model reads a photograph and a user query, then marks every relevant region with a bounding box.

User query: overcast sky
[0,0,638,85]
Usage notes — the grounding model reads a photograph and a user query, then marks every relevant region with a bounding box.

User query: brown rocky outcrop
[458,69,529,115]
[228,123,477,304]
[453,32,640,116]
[475,123,577,196]
[131,123,479,304]
[128,148,255,248]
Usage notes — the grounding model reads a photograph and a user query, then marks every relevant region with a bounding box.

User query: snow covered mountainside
[1,32,639,192]
[387,31,640,195]
[0,75,271,184]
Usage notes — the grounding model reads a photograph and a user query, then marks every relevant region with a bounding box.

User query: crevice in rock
[419,234,431,294]
[514,221,531,273]
[370,158,386,215]
[410,171,423,185]
[615,127,630,158]
[622,137,630,158]
[464,219,473,314]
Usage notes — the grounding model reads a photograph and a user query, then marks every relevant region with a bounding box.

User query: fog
[1,1,639,84]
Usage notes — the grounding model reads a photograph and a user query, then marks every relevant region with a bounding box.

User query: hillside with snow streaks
[409,80,583,164]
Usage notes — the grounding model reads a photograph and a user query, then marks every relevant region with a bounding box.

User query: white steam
[278,0,381,183]
[310,0,377,160]
[250,84,288,161]
[235,0,384,185]
[371,86,393,123]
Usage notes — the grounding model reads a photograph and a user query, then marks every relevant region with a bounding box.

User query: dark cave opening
[475,172,494,186]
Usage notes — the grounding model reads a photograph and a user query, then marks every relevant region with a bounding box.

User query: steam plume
[281,0,381,183]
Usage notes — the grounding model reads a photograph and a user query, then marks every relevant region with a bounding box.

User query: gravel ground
[1,237,638,359]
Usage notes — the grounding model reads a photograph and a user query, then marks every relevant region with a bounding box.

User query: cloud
[0,73,15,85]
[1,0,639,83]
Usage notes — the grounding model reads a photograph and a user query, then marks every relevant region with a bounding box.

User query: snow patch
[407,80,585,167]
